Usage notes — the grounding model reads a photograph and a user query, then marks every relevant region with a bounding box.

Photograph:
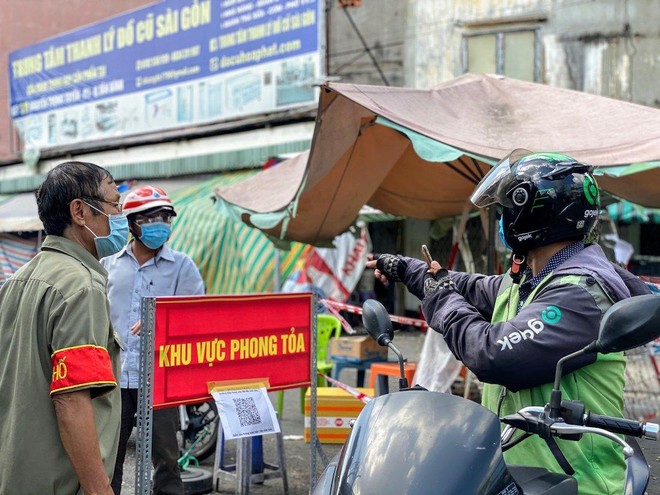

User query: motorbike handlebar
[585,413,643,437]
[502,406,660,445]
[584,413,659,440]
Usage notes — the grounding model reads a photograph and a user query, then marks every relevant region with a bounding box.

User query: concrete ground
[120,329,660,495]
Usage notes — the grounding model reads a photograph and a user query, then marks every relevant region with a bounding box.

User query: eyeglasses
[134,211,172,225]
[83,197,122,213]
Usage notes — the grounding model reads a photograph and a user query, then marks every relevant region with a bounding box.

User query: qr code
[233,397,262,427]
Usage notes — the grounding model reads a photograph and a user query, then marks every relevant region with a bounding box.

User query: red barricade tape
[319,373,372,403]
[321,299,429,330]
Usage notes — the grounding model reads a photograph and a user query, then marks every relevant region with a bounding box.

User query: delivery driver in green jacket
[367,149,648,495]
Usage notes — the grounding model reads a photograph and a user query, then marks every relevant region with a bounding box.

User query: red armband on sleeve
[50,345,117,395]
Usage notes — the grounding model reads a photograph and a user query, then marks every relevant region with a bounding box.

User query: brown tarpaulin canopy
[215,74,660,245]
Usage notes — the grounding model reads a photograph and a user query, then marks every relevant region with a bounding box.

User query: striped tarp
[0,233,39,283]
[167,170,306,295]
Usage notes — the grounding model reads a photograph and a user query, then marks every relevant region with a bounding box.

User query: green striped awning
[168,170,307,295]
[607,200,660,224]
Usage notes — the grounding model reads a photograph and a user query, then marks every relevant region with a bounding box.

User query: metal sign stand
[310,296,329,488]
[135,294,321,494]
[136,297,156,495]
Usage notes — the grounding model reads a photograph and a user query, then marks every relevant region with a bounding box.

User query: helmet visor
[470,149,532,208]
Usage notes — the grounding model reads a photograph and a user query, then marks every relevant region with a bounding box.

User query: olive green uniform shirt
[0,236,121,494]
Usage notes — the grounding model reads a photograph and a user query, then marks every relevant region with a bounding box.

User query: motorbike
[177,401,220,465]
[313,294,660,495]
[176,402,219,495]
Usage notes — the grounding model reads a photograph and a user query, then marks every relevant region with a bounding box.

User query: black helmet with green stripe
[471,149,600,253]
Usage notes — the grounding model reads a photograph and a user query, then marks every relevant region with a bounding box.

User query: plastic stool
[368,361,417,395]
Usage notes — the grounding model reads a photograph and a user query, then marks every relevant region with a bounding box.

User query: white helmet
[122,185,176,217]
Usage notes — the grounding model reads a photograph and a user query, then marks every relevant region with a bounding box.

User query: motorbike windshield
[332,391,516,495]
[470,148,532,208]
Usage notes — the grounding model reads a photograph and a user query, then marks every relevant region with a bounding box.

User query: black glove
[375,254,407,283]
[423,268,456,297]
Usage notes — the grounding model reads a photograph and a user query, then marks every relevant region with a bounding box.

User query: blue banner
[8,0,322,149]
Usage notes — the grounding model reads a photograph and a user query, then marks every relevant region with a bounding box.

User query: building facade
[1,0,658,281]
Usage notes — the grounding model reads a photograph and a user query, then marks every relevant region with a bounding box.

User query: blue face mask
[83,202,129,258]
[499,216,512,251]
[138,222,171,250]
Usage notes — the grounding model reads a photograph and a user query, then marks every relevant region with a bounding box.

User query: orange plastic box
[304,387,374,444]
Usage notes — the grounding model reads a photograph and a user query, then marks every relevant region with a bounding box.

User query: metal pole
[274,249,281,291]
[324,0,331,78]
[136,297,156,494]
[309,294,319,488]
[237,437,253,495]
[487,206,497,274]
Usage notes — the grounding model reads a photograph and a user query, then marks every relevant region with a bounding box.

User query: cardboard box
[329,335,388,362]
[304,387,374,444]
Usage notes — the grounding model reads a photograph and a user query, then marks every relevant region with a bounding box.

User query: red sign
[151,293,312,408]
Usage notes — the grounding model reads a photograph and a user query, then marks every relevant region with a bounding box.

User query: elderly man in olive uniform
[0,161,126,495]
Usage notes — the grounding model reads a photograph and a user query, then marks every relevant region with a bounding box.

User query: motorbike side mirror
[585,294,660,355]
[362,299,409,390]
[549,294,660,418]
[362,299,394,346]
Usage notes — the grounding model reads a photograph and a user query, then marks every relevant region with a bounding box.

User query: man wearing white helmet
[101,185,205,495]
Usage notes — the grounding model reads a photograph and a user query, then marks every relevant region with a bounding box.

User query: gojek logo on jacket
[541,306,562,324]
[497,306,562,351]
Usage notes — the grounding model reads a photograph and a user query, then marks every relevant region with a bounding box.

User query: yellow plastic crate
[304,387,374,444]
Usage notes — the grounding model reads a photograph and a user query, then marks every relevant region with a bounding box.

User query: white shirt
[101,242,205,388]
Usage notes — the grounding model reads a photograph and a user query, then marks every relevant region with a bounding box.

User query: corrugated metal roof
[0,138,312,194]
